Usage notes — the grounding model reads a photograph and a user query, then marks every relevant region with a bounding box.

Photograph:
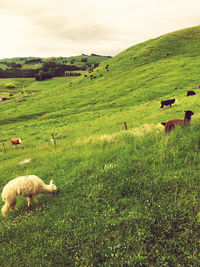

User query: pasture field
[0,77,74,104]
[0,25,200,266]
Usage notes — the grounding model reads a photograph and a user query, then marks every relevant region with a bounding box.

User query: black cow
[160,98,176,108]
[187,91,196,96]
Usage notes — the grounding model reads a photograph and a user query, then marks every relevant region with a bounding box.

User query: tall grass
[0,123,200,266]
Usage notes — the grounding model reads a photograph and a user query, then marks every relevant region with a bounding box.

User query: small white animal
[50,138,56,144]
[1,175,57,218]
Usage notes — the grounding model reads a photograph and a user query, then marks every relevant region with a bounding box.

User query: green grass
[1,25,200,266]
[0,124,200,266]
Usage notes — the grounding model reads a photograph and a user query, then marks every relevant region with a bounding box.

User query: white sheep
[1,175,57,218]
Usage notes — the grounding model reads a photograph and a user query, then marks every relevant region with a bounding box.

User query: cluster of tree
[0,62,22,68]
[0,56,104,79]
[35,70,53,81]
[0,61,83,80]
[42,62,57,70]
[34,63,83,81]
[42,62,81,72]
[0,69,39,78]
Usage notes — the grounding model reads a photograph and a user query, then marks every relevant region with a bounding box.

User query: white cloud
[0,0,200,58]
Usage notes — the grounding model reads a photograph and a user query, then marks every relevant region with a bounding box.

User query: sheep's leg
[27,196,33,208]
[10,206,18,211]
[10,200,18,211]
[1,203,10,218]
[33,195,38,204]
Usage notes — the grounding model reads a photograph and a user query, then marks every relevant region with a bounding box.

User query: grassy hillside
[0,25,200,266]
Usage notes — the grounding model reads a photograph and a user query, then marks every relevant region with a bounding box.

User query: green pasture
[0,124,200,266]
[0,25,200,266]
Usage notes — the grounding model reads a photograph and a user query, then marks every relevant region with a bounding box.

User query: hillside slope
[1,26,200,266]
[1,26,200,144]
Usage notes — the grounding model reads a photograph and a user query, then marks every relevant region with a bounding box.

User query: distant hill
[0,54,112,79]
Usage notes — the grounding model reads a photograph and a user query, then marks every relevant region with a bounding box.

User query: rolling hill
[0,25,200,266]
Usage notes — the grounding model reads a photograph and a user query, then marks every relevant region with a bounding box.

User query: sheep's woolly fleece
[1,175,57,218]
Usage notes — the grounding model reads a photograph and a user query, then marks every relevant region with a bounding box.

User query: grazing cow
[187,91,196,96]
[11,138,22,148]
[160,99,176,108]
[161,110,194,133]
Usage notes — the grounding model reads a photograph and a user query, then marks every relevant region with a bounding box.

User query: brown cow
[161,110,194,133]
[11,138,22,148]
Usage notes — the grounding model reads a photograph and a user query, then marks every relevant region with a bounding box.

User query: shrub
[5,82,16,89]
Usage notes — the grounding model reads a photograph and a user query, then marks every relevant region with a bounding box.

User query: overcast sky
[0,0,200,59]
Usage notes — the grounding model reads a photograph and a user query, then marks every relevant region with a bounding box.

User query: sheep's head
[49,180,57,193]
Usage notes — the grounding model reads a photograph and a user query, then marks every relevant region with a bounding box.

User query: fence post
[124,122,128,130]
[2,141,6,153]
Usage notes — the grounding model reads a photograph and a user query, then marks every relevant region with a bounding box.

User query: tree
[35,70,53,81]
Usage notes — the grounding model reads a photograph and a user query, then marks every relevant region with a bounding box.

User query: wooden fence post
[2,141,6,153]
[124,122,128,130]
